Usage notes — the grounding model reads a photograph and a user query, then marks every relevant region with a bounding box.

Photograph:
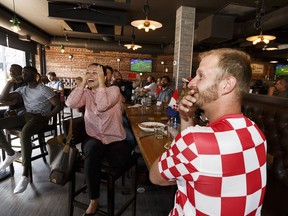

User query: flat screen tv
[130,59,152,72]
[275,64,288,76]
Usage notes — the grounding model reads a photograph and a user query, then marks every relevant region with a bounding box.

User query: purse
[47,118,78,186]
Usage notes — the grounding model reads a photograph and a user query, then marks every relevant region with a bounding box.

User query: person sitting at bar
[46,71,64,93]
[267,78,288,97]
[157,75,173,103]
[65,63,132,215]
[0,64,26,118]
[150,48,267,215]
[104,65,114,87]
[111,70,141,102]
[141,75,157,97]
[0,66,63,194]
[155,77,162,96]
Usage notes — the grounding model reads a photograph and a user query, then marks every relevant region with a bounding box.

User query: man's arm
[132,73,141,89]
[46,95,64,119]
[149,156,176,186]
[0,80,22,102]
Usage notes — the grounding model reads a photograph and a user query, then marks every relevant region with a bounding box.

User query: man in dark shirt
[0,64,26,118]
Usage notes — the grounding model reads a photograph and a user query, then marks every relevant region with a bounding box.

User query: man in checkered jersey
[150,48,266,216]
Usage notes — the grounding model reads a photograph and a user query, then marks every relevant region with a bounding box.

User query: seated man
[157,75,173,103]
[267,78,288,97]
[150,48,266,215]
[46,71,64,93]
[0,64,26,118]
[141,75,157,97]
[0,66,63,194]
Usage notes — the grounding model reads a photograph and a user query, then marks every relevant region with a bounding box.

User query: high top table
[125,104,169,169]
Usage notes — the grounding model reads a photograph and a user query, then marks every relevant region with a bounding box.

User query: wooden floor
[0,153,175,216]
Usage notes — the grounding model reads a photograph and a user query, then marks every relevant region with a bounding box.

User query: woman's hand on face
[97,65,106,88]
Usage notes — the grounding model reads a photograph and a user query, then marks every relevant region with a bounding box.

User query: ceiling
[0,0,288,62]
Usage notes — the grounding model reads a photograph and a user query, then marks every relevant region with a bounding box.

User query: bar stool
[5,113,58,182]
[63,117,138,216]
[68,154,138,216]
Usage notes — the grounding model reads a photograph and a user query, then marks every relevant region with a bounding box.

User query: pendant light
[131,0,162,32]
[10,0,21,33]
[246,0,276,45]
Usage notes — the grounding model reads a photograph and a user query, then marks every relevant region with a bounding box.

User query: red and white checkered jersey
[159,114,267,216]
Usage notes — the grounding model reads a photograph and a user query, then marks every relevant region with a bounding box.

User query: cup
[165,123,180,148]
[154,125,165,139]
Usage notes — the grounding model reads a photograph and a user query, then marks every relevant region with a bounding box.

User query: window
[0,45,26,93]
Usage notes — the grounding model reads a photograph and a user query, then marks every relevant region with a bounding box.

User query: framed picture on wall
[251,63,265,75]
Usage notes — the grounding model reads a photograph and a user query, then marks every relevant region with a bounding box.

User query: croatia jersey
[159,114,266,216]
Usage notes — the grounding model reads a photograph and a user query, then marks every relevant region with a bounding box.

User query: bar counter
[125,104,169,169]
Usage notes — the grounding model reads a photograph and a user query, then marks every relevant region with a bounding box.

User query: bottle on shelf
[131,89,136,104]
[146,95,152,107]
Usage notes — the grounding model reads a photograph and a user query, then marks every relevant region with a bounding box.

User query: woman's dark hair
[104,65,113,74]
[88,63,107,76]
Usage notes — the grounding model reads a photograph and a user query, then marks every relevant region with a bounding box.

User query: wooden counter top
[126,104,169,169]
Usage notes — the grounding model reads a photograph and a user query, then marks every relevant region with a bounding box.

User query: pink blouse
[66,86,126,144]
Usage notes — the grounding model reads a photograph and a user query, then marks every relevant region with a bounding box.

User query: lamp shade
[124,43,142,50]
[131,19,162,32]
[131,0,162,32]
[10,17,21,33]
[246,34,276,45]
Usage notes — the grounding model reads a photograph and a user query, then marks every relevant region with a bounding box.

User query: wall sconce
[161,61,165,72]
[60,44,65,53]
[116,58,121,71]
[69,54,73,60]
[165,68,168,73]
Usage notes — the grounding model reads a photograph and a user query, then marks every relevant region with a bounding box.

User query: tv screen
[130,59,152,72]
[275,64,288,76]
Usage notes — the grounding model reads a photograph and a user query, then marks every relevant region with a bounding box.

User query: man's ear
[220,76,236,95]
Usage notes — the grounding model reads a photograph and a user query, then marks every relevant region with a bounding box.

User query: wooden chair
[63,117,138,216]
[5,113,58,182]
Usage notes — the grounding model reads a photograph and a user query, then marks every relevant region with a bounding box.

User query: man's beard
[194,82,219,108]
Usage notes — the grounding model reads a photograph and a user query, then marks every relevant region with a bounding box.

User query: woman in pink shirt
[66,63,131,215]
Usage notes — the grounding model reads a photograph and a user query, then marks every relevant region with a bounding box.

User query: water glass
[166,123,180,146]
[154,125,165,139]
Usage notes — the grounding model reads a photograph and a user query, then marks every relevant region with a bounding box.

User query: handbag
[47,118,78,186]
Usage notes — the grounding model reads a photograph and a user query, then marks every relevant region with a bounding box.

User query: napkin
[128,104,142,108]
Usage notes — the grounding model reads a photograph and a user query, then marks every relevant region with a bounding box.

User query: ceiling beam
[57,20,72,31]
[114,25,122,36]
[48,2,128,25]
[87,23,98,33]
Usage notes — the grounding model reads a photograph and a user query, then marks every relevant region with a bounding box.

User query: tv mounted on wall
[130,59,152,72]
[275,64,288,76]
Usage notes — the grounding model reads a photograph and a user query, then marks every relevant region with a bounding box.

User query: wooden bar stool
[68,154,138,216]
[5,113,58,182]
[63,117,138,216]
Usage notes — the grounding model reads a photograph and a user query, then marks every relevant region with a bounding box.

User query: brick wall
[40,46,174,83]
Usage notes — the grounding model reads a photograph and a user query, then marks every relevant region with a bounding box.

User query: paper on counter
[128,104,142,108]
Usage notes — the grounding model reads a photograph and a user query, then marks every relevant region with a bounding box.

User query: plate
[138,122,166,132]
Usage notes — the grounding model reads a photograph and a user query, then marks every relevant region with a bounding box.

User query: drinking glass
[164,123,180,149]
[154,125,165,139]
